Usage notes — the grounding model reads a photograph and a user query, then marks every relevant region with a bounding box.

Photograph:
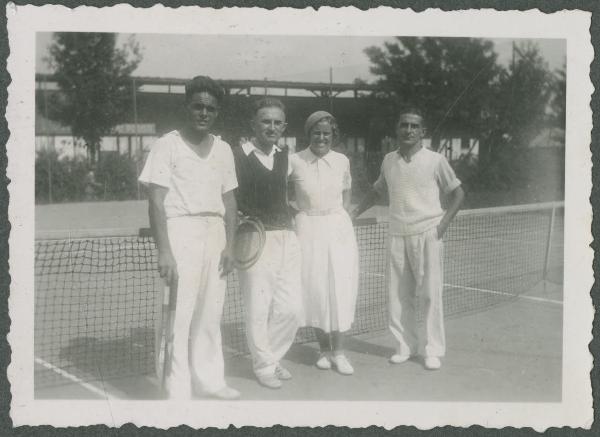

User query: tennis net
[34,201,564,387]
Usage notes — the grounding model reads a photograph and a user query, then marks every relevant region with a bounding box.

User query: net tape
[34,202,564,387]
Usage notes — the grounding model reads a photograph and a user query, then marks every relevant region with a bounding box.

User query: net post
[542,204,557,286]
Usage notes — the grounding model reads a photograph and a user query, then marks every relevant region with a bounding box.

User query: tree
[496,42,553,149]
[477,42,554,189]
[365,37,501,150]
[365,37,556,191]
[550,65,566,130]
[46,33,142,163]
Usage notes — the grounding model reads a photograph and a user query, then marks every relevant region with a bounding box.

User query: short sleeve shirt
[374,147,461,236]
[138,130,238,219]
[290,148,351,213]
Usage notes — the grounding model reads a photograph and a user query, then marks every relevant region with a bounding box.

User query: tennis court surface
[34,201,564,401]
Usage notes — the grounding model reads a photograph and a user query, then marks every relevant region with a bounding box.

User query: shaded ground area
[35,284,562,402]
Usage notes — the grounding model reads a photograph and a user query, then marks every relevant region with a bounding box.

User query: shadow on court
[35,327,159,399]
[36,284,562,402]
[223,288,562,402]
[343,336,396,358]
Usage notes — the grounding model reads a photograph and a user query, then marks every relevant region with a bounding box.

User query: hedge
[35,150,143,204]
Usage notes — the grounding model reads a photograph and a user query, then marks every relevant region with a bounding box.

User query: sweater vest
[233,147,293,229]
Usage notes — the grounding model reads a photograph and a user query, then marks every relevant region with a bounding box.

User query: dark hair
[185,76,225,104]
[397,106,425,124]
[253,97,286,116]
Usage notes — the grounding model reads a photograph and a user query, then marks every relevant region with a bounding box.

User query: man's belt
[263,223,294,231]
[302,207,344,216]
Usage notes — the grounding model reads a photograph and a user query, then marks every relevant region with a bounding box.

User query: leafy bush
[35,149,142,203]
[35,150,90,203]
[451,153,481,196]
[95,152,140,201]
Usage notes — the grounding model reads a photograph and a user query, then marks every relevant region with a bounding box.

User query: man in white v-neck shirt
[353,108,464,370]
[139,76,240,400]
[233,98,302,389]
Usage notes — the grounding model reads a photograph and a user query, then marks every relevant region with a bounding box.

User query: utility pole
[329,67,333,113]
[132,77,139,151]
[512,41,515,71]
[132,77,140,200]
[42,80,52,203]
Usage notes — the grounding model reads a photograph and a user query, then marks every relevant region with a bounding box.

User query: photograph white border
[6,4,594,429]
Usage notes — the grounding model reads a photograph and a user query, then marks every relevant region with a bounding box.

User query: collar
[305,147,334,166]
[242,141,281,157]
[396,145,423,162]
[175,130,217,144]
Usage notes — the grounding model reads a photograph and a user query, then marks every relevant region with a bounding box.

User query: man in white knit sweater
[352,108,464,370]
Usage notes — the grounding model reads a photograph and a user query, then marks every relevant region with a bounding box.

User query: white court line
[362,272,563,305]
[466,236,544,245]
[444,283,563,305]
[35,356,117,399]
[364,272,385,277]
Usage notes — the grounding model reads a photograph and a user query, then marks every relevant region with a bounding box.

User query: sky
[36,33,566,84]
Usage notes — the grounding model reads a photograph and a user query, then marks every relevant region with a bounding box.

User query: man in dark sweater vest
[233,98,302,389]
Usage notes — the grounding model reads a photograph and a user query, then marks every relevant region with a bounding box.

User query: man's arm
[437,185,465,239]
[148,183,178,285]
[287,176,300,217]
[220,190,238,277]
[350,188,380,221]
[351,157,387,220]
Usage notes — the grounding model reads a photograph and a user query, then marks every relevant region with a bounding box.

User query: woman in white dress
[290,111,359,375]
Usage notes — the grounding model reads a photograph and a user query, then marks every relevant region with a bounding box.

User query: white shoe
[316,353,332,370]
[257,373,283,389]
[275,364,292,380]
[209,386,241,400]
[331,354,354,375]
[389,354,411,364]
[424,356,441,370]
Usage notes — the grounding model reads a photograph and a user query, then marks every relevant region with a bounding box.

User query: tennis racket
[233,216,266,270]
[158,280,178,391]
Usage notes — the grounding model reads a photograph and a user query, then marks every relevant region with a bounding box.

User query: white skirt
[295,209,359,332]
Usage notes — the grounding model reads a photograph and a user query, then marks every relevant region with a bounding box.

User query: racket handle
[163,284,170,306]
[160,285,170,390]
[166,280,178,309]
[161,281,177,390]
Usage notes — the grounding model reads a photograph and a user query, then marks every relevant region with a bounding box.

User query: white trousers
[161,216,228,399]
[388,227,445,358]
[238,230,302,377]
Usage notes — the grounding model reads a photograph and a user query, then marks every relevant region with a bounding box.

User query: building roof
[36,114,156,136]
[36,73,381,98]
